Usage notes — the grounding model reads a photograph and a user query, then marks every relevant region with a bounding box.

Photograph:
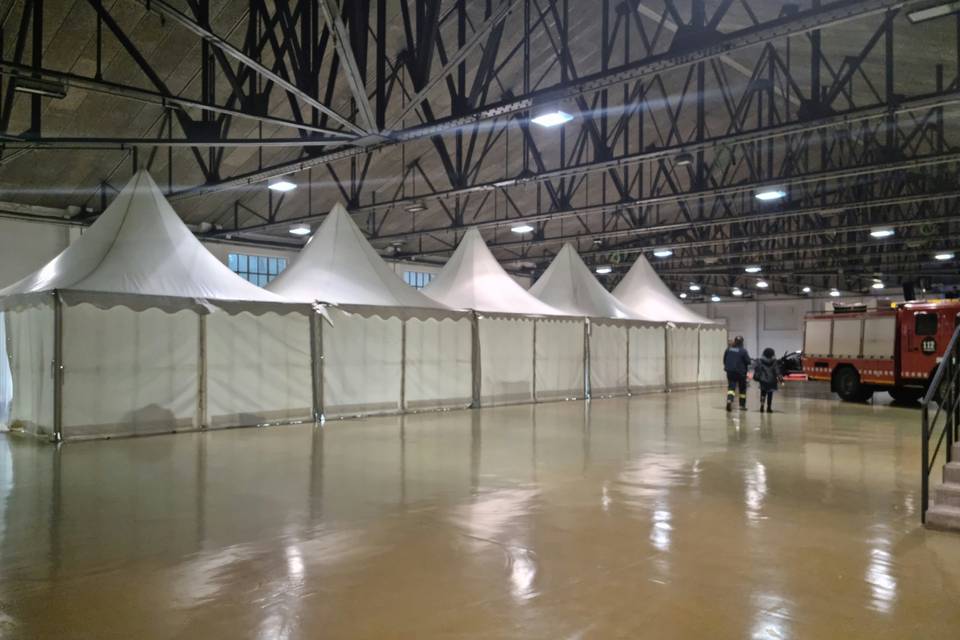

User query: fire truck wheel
[834,366,868,402]
[889,387,923,403]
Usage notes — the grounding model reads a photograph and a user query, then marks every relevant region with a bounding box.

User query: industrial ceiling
[1,0,959,298]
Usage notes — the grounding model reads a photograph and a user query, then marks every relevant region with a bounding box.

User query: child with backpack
[753,348,782,413]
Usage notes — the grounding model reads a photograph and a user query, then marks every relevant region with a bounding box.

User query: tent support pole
[696,324,703,388]
[309,312,322,422]
[470,312,481,409]
[625,324,631,397]
[664,326,671,393]
[400,319,407,412]
[317,314,325,421]
[51,293,63,443]
[584,319,591,400]
[197,314,207,429]
[532,319,537,403]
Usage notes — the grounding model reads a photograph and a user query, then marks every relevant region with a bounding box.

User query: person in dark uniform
[723,336,752,412]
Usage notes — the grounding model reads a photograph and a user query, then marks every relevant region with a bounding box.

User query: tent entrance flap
[628,325,667,392]
[478,316,535,406]
[60,304,198,439]
[206,311,313,429]
[403,316,472,411]
[589,322,629,397]
[322,308,403,418]
[534,318,585,401]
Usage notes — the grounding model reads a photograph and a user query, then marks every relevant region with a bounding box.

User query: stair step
[945,462,960,484]
[927,504,960,532]
[933,482,960,509]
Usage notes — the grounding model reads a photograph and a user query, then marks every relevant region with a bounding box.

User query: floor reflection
[0,386,958,638]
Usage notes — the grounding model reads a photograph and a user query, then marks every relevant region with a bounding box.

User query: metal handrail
[921,323,960,523]
[922,325,960,406]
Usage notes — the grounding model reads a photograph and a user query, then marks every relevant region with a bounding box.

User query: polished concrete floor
[1,384,959,639]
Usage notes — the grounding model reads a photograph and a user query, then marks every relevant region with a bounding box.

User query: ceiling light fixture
[679,292,688,299]
[801,286,812,294]
[744,265,762,273]
[674,152,694,166]
[830,289,841,297]
[934,251,955,261]
[869,227,895,239]
[653,249,673,258]
[711,295,721,302]
[872,282,885,289]
[907,1,960,23]
[732,288,743,297]
[13,76,67,99]
[289,223,311,236]
[689,284,701,291]
[510,224,535,234]
[754,187,786,202]
[404,202,426,213]
[268,179,297,192]
[595,265,612,275]
[531,109,574,127]
[755,280,769,289]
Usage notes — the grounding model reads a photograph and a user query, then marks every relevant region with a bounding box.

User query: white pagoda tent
[267,202,447,309]
[0,171,314,440]
[422,229,587,405]
[612,253,712,324]
[613,254,726,387]
[530,244,669,396]
[529,243,636,319]
[267,203,472,416]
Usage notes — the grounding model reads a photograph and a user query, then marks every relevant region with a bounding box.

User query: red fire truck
[802,300,960,402]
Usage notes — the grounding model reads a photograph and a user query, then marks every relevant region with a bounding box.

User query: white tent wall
[698,327,729,385]
[628,324,667,392]
[403,316,473,411]
[478,316,535,406]
[1,301,54,436]
[206,311,314,428]
[589,321,629,397]
[667,326,701,388]
[322,308,403,418]
[533,318,585,401]
[60,303,198,439]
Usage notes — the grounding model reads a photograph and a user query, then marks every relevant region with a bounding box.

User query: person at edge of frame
[723,335,751,412]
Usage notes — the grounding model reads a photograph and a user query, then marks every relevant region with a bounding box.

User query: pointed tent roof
[422,228,564,315]
[266,202,448,309]
[0,171,286,307]
[529,244,638,319]
[613,254,713,324]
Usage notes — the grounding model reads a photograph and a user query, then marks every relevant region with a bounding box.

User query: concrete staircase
[927,442,960,531]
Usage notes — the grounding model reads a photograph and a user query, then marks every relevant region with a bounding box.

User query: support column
[309,311,323,422]
[400,318,407,412]
[470,312,481,408]
[532,318,538,402]
[51,292,63,443]
[664,326,671,393]
[197,313,207,429]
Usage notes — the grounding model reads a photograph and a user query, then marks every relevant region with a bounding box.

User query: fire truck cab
[802,300,960,402]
